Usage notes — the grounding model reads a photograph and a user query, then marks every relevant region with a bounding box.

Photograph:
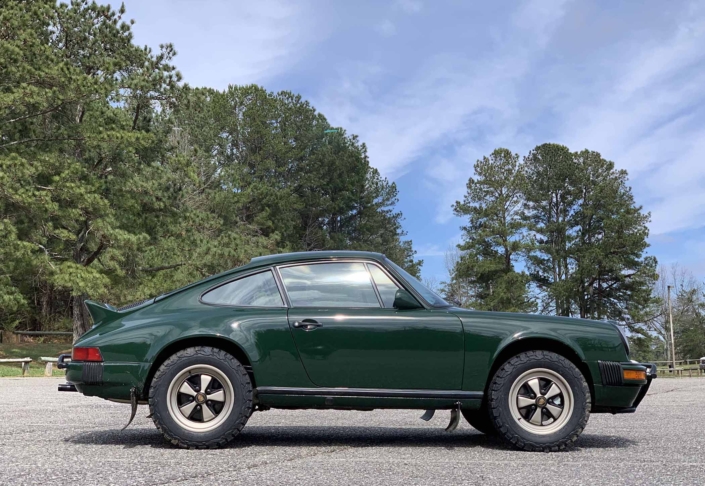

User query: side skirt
[256,387,483,411]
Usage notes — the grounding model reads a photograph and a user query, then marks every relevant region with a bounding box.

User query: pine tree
[452,149,533,312]
[523,144,656,319]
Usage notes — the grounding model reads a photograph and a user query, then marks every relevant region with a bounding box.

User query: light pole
[667,285,676,371]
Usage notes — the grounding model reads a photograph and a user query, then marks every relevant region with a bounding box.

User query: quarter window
[279,262,380,307]
[367,264,400,308]
[202,271,284,307]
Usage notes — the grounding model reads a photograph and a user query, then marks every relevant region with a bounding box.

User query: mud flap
[420,409,435,421]
[121,387,138,431]
[445,402,461,433]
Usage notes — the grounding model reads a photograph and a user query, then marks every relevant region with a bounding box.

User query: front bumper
[591,361,656,414]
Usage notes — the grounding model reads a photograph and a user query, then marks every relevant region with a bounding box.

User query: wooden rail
[40,356,61,376]
[13,331,72,336]
[0,358,32,376]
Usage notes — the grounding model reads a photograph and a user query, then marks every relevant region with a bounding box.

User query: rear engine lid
[84,298,155,327]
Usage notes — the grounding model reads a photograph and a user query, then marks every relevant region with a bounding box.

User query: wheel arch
[487,337,595,406]
[143,336,255,399]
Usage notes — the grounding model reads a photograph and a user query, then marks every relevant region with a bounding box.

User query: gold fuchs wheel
[149,346,253,449]
[488,350,590,452]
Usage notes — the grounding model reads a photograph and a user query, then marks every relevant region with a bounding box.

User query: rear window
[202,271,284,307]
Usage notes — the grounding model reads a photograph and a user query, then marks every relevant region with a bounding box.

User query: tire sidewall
[150,350,251,446]
[490,352,589,448]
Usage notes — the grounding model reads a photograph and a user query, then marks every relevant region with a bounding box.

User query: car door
[279,260,464,390]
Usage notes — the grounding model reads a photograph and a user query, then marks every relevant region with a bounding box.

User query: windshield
[386,259,449,307]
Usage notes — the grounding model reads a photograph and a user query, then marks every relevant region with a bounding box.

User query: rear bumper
[591,361,656,414]
[62,360,146,401]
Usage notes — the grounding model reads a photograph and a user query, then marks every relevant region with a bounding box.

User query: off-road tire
[148,346,253,449]
[488,350,590,452]
[461,404,497,435]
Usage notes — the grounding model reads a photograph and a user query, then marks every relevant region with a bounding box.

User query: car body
[700,357,705,371]
[60,251,655,450]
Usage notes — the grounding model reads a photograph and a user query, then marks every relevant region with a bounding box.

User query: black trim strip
[256,386,483,400]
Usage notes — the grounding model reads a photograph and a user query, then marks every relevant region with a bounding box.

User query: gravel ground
[1,377,704,486]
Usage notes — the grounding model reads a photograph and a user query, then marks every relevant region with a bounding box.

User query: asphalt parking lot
[2,377,704,486]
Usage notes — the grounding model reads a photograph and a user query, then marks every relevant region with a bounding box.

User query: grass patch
[0,364,65,377]
[0,342,71,378]
[0,342,71,361]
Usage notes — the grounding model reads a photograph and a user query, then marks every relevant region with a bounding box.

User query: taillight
[72,347,103,362]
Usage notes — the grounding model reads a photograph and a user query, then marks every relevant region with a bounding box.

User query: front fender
[453,309,627,392]
[492,329,587,363]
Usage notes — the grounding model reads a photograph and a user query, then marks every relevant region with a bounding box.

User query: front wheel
[148,346,253,449]
[488,350,590,452]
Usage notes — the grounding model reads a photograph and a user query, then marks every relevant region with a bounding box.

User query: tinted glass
[367,264,400,308]
[279,262,380,307]
[202,271,284,307]
[386,259,449,307]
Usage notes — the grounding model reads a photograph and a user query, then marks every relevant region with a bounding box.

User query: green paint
[67,251,650,412]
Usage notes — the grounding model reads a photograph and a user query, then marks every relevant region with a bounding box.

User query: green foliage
[672,278,705,360]
[449,144,656,323]
[451,149,533,312]
[0,1,420,340]
[523,144,656,319]
[627,333,663,363]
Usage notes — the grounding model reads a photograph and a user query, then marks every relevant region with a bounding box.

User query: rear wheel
[461,404,497,435]
[488,350,590,452]
[149,346,253,449]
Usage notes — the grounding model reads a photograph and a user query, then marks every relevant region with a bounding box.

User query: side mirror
[393,289,423,310]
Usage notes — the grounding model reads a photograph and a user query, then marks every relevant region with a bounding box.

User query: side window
[367,264,401,308]
[279,262,380,307]
[202,271,284,307]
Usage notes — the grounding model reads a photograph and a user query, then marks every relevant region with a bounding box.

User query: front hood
[447,307,616,331]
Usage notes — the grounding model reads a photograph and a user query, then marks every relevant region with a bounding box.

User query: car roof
[249,250,387,267]
[154,251,388,303]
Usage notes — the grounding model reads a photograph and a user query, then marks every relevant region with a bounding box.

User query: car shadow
[64,426,637,451]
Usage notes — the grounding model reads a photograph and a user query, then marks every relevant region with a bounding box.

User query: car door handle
[293,319,323,330]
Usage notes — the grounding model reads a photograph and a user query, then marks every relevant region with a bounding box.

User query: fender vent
[599,361,623,386]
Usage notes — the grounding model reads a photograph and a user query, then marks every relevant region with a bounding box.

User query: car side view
[59,251,656,451]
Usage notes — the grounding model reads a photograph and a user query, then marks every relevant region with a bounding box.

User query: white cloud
[375,19,397,37]
[317,0,571,222]
[394,0,423,14]
[122,0,324,87]
[414,243,445,257]
[555,6,705,235]
[317,0,705,236]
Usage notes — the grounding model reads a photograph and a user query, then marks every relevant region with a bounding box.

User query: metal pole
[668,285,676,371]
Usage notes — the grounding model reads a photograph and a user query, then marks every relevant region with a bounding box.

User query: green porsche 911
[59,251,655,451]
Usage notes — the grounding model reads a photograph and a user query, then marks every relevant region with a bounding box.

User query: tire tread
[148,346,253,449]
[488,350,590,452]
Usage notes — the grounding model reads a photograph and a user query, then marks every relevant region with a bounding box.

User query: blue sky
[122,0,705,282]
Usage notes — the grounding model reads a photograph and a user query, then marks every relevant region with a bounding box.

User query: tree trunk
[72,294,91,342]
